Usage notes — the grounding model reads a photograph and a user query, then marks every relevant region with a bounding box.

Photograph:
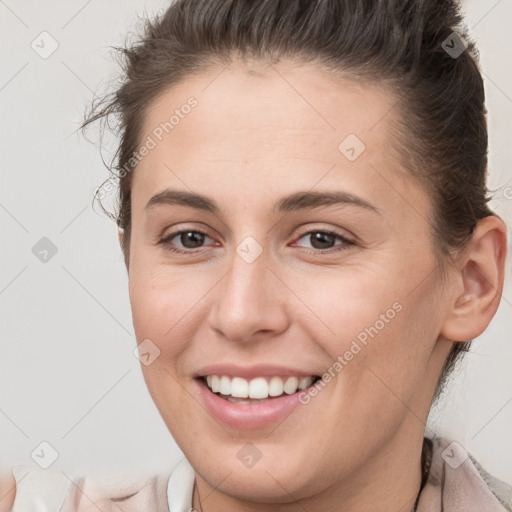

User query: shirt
[9,437,512,511]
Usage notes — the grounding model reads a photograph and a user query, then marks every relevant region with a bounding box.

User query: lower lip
[195,378,310,429]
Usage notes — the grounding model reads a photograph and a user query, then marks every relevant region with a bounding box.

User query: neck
[192,423,426,512]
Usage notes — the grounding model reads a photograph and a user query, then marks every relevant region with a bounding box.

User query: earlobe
[440,215,507,343]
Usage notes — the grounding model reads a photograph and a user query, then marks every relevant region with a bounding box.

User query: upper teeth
[205,375,315,399]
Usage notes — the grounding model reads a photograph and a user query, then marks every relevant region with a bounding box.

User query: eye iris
[171,231,341,250]
[180,231,205,248]
[310,232,335,249]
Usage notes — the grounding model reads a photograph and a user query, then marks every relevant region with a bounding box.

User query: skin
[122,61,507,512]
[3,60,504,512]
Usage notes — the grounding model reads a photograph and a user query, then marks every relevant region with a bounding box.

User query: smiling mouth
[200,374,321,403]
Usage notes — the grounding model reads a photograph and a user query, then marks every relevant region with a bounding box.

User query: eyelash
[158,228,355,255]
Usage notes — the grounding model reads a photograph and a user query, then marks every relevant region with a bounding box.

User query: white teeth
[219,376,231,395]
[283,376,299,394]
[298,376,311,390]
[210,375,221,393]
[204,375,315,400]
[249,377,268,399]
[268,376,284,397]
[231,377,249,398]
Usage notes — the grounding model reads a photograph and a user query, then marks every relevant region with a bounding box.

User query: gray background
[1,0,511,484]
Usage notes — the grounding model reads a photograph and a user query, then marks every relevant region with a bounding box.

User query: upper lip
[195,364,320,380]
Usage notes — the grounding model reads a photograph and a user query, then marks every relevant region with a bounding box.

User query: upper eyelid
[159,222,215,239]
[294,225,353,240]
[161,226,354,250]
[291,230,354,249]
[160,221,354,239]
[160,225,350,239]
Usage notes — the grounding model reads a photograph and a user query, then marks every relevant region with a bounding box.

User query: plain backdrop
[1,0,511,485]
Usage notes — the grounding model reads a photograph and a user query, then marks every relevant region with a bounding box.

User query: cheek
[293,265,439,398]
[296,275,440,463]
[289,267,404,353]
[128,268,203,426]
[129,257,204,338]
[128,262,220,392]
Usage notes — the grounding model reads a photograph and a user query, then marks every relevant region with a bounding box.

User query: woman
[2,0,511,510]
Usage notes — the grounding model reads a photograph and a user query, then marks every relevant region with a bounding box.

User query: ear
[440,215,508,342]
[118,227,124,248]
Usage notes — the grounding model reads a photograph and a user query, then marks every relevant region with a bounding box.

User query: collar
[166,438,511,512]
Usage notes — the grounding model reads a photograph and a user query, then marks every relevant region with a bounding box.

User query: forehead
[131,61,424,216]
[139,61,395,156]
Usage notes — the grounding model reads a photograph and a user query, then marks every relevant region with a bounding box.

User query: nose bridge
[208,241,289,343]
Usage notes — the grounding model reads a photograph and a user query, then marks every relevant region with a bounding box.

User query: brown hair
[82,0,494,400]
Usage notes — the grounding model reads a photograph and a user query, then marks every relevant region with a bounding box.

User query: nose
[207,246,290,344]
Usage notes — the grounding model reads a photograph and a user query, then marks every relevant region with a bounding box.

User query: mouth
[193,364,324,428]
[198,374,322,404]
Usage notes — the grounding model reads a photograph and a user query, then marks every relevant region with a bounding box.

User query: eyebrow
[145,189,379,215]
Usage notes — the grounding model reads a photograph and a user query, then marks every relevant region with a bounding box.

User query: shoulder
[8,463,174,512]
[418,436,512,512]
[468,451,512,511]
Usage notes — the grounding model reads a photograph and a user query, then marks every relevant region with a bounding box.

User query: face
[127,61,454,502]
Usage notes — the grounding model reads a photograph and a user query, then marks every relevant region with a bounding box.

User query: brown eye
[307,232,337,250]
[293,230,354,254]
[159,229,215,254]
[176,231,206,249]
